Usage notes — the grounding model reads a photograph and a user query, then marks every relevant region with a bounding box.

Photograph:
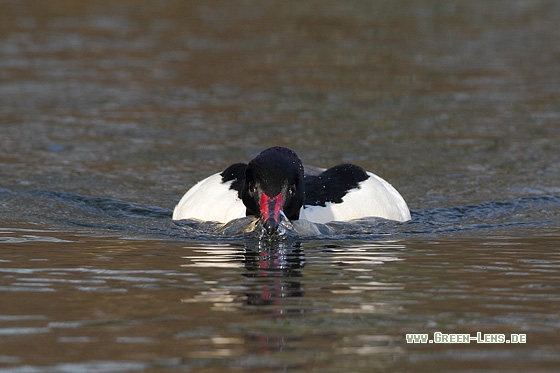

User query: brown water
[1,1,560,372]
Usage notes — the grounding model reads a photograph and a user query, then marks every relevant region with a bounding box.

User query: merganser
[173,146,410,235]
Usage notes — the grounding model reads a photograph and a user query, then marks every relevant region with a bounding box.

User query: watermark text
[406,332,526,344]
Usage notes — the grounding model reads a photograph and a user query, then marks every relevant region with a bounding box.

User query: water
[1,1,560,371]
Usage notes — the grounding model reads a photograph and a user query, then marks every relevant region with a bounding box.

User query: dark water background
[1,1,560,372]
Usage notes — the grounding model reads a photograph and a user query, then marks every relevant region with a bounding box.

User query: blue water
[3,188,558,241]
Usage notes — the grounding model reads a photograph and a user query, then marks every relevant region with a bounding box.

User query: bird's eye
[289,184,296,196]
[249,184,256,194]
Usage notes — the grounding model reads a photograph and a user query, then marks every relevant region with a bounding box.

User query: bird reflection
[242,238,305,310]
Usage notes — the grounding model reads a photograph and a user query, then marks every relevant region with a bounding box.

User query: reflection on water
[180,238,407,320]
[242,240,305,311]
[182,240,306,313]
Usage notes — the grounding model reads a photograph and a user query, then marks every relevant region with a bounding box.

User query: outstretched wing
[300,164,410,223]
[172,163,247,223]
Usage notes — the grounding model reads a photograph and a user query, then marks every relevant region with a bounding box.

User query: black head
[241,147,305,235]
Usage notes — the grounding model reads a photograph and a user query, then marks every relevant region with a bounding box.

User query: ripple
[0,286,55,293]
[0,360,149,373]
[0,327,50,336]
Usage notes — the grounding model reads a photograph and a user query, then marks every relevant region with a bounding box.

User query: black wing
[220,163,247,196]
[304,164,369,207]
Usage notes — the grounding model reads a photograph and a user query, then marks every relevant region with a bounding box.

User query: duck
[173,146,410,235]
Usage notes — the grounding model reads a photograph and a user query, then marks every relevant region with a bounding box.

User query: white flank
[172,173,246,222]
[299,172,411,224]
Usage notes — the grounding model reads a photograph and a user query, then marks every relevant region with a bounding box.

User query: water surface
[1,1,559,372]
